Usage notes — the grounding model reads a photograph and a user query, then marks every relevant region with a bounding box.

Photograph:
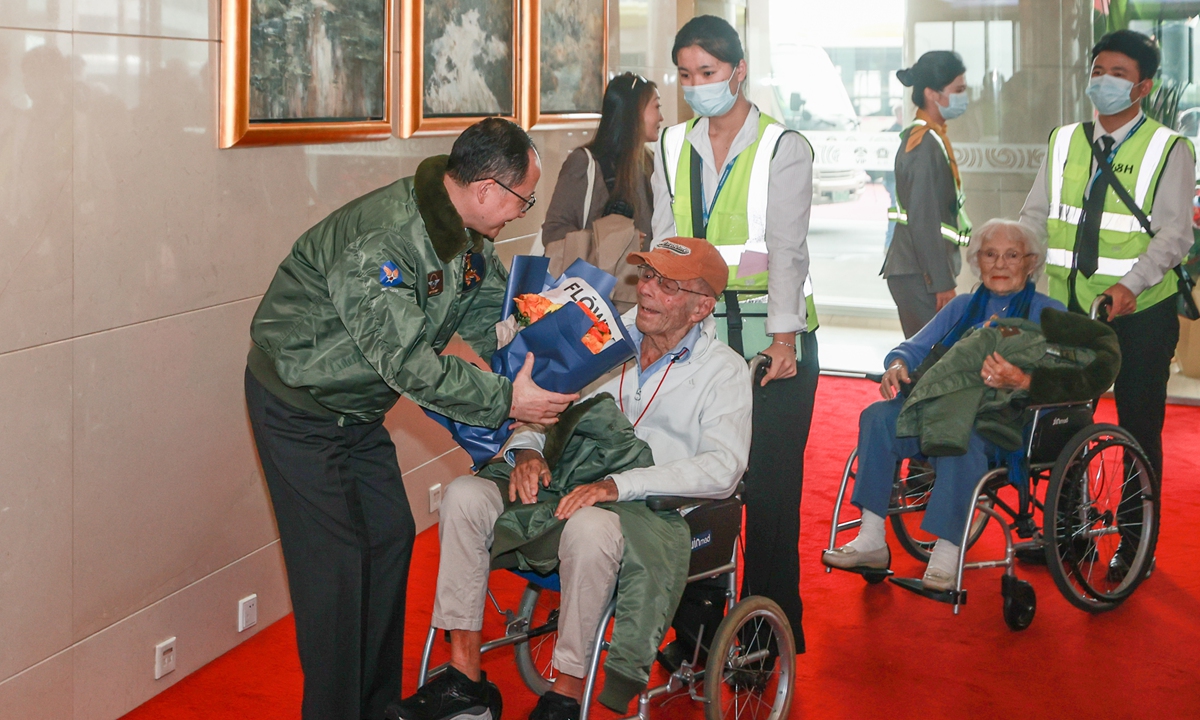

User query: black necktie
[1078,135,1115,278]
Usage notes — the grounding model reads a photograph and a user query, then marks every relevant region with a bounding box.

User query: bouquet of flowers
[425,256,635,467]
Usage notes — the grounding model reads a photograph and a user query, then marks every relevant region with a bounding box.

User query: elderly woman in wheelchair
[822,219,1126,595]
[389,239,795,720]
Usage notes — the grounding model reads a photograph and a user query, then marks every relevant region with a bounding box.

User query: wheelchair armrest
[645,482,745,512]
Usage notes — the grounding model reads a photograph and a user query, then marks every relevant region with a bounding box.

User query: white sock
[845,510,886,552]
[926,538,961,576]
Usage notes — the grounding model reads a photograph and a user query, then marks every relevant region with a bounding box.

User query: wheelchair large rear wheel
[1044,424,1159,613]
[887,457,992,562]
[512,583,560,695]
[704,596,794,720]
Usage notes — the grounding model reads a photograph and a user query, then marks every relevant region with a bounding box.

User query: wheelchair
[417,357,795,720]
[825,298,1161,630]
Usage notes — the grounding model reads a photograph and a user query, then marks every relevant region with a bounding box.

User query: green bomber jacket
[895,308,1121,456]
[479,395,691,713]
[248,155,511,426]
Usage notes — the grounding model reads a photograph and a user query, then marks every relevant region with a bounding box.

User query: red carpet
[121,376,1200,720]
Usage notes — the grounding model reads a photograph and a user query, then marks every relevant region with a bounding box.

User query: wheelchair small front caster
[1001,575,1036,631]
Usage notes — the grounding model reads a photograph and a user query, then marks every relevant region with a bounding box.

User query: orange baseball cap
[626,237,729,296]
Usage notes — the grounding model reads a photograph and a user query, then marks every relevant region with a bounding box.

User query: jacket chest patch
[998,325,1023,338]
[380,261,403,287]
[427,270,444,296]
[463,252,485,290]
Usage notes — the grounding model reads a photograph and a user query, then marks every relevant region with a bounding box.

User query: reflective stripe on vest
[659,114,818,328]
[886,120,971,245]
[1044,118,1193,311]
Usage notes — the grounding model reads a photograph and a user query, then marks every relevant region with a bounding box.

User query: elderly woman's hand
[880,360,911,400]
[981,352,1031,391]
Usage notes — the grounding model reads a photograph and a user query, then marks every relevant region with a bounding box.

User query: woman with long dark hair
[540,73,662,309]
[885,51,972,337]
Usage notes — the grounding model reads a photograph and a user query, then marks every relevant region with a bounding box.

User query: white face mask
[683,75,742,117]
[1086,74,1137,115]
[940,91,968,120]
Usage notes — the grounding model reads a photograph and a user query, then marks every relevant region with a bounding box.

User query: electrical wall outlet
[238,594,258,632]
[429,483,443,513]
[154,637,176,679]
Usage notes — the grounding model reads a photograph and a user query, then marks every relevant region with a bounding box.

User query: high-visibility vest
[659,112,818,330]
[886,119,972,246]
[1044,117,1194,312]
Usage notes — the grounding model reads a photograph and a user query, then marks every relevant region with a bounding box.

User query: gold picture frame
[524,0,609,130]
[399,0,530,138]
[219,0,394,148]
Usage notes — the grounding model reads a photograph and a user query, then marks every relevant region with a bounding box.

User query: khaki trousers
[431,476,624,677]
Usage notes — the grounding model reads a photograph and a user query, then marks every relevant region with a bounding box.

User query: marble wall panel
[73,0,214,40]
[0,344,74,680]
[402,446,473,533]
[72,543,289,720]
[0,651,73,720]
[72,299,278,639]
[0,29,74,354]
[0,0,72,32]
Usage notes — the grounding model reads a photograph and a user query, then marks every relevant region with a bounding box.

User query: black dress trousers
[739,330,819,652]
[245,369,416,720]
[1109,296,1179,481]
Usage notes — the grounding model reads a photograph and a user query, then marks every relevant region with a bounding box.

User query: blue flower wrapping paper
[425,256,636,468]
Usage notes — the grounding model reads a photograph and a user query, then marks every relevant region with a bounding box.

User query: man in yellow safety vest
[1019,30,1195,580]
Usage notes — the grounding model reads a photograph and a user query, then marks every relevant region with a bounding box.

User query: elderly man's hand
[1103,284,1137,318]
[510,353,578,425]
[554,478,618,520]
[759,333,798,386]
[510,449,551,505]
[935,289,957,311]
[981,352,1031,391]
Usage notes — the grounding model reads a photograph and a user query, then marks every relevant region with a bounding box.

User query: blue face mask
[683,75,742,117]
[1087,74,1136,116]
[939,91,968,120]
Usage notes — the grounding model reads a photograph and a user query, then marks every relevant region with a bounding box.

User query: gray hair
[965,219,1046,282]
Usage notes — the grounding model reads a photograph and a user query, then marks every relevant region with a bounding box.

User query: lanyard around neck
[1087,115,1147,190]
[701,160,736,228]
[618,349,687,427]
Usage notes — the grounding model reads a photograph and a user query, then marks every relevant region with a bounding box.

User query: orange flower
[512,293,613,354]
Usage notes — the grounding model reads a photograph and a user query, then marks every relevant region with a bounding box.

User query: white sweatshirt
[502,308,753,501]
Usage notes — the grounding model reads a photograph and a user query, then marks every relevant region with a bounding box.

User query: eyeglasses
[979,249,1035,266]
[637,265,711,297]
[488,177,536,213]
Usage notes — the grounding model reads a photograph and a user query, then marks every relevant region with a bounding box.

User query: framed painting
[219,0,393,148]
[524,0,608,129]
[399,0,527,137]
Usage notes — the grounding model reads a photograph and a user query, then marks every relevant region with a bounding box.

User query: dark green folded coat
[477,395,691,712]
[896,308,1121,456]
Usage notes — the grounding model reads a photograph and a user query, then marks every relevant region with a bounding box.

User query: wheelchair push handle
[749,353,772,386]
[1090,294,1113,321]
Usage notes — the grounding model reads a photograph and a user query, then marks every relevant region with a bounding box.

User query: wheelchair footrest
[889,577,967,605]
[829,564,894,584]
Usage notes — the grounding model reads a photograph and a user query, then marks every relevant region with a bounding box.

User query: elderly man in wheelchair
[822,219,1155,629]
[389,238,792,720]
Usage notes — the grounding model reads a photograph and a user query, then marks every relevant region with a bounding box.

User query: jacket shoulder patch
[380,261,404,287]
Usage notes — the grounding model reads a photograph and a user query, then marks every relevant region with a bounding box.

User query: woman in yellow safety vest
[649,14,816,660]
[885,51,972,338]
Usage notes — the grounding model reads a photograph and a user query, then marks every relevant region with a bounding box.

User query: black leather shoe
[528,691,580,720]
[385,667,502,720]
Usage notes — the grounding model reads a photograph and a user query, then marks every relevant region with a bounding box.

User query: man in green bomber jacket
[244,118,577,720]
